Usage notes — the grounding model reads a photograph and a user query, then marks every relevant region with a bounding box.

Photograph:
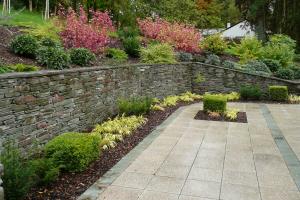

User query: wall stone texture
[0,62,299,150]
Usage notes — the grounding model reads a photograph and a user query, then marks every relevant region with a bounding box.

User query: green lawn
[0,4,45,28]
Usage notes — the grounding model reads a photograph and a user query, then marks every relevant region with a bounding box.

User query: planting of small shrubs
[122,37,140,57]
[10,34,39,58]
[138,17,202,53]
[69,48,95,66]
[118,97,153,116]
[269,85,288,101]
[261,34,296,67]
[205,54,221,65]
[203,94,227,113]
[37,46,70,69]
[141,43,176,64]
[222,60,236,69]
[274,68,295,80]
[240,85,262,100]
[244,60,271,76]
[10,63,39,72]
[106,48,128,61]
[45,132,101,172]
[200,34,227,54]
[260,58,281,72]
[226,37,263,64]
[39,37,61,48]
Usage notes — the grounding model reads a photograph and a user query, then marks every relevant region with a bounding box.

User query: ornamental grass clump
[118,97,153,116]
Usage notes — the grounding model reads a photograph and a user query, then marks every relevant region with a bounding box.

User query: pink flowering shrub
[138,18,202,53]
[60,7,115,54]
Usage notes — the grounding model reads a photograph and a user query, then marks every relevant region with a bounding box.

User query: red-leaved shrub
[60,7,115,54]
[138,18,202,53]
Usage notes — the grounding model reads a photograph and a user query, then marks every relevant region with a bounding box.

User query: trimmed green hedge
[203,94,227,113]
[269,86,288,101]
[240,85,262,100]
[45,132,101,172]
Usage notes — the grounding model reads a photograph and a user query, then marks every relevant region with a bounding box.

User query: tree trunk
[44,0,50,20]
[29,0,33,12]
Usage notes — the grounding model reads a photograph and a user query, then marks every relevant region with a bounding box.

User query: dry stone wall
[0,62,299,150]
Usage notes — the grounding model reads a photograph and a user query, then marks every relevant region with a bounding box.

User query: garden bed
[194,110,248,123]
[25,101,196,200]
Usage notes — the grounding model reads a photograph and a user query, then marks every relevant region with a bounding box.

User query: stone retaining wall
[191,63,300,94]
[0,62,299,150]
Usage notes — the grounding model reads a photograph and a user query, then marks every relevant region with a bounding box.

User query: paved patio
[81,103,300,200]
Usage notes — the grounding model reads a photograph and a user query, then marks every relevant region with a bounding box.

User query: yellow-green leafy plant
[9,64,39,72]
[224,92,240,101]
[288,95,300,104]
[150,104,165,111]
[180,91,202,100]
[140,43,177,64]
[225,108,239,120]
[200,34,228,54]
[92,115,146,150]
[152,98,161,104]
[194,73,206,83]
[161,96,180,107]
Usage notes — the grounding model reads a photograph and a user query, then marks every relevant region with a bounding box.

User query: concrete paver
[90,103,300,200]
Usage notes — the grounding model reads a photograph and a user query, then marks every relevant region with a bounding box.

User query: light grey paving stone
[97,186,142,200]
[178,195,216,200]
[257,173,298,191]
[197,148,225,158]
[181,180,221,199]
[224,156,256,173]
[156,163,191,179]
[146,176,185,194]
[125,159,162,175]
[193,156,224,170]
[220,183,261,200]
[111,172,153,189]
[164,152,196,167]
[222,170,258,188]
[188,167,222,183]
[260,188,300,200]
[254,154,290,176]
[138,190,179,200]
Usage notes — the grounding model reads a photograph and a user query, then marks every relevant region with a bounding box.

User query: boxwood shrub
[69,48,95,66]
[240,85,262,100]
[45,132,101,172]
[37,46,70,69]
[274,68,295,80]
[10,34,39,58]
[203,94,227,113]
[269,86,288,101]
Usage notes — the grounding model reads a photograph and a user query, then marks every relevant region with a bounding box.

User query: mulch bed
[194,110,248,123]
[25,101,194,200]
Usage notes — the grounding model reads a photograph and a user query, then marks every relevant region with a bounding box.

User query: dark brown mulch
[0,26,39,66]
[194,110,248,123]
[25,101,193,200]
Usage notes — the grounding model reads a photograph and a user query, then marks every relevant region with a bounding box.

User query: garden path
[80,103,300,200]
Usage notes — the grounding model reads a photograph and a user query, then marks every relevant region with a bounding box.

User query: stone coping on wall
[0,62,299,85]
